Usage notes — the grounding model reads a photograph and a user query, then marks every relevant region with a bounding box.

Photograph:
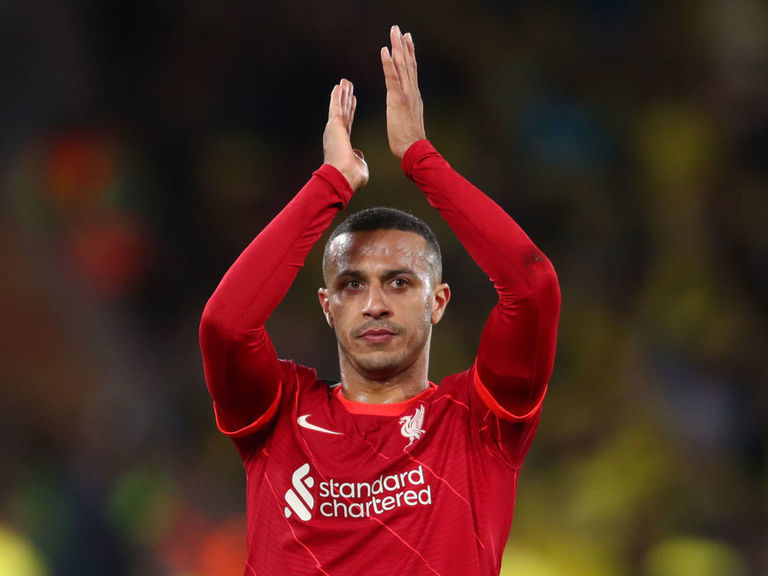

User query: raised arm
[382,26,560,418]
[199,80,368,434]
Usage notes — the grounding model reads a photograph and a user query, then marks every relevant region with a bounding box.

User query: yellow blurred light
[0,525,48,576]
[644,536,747,576]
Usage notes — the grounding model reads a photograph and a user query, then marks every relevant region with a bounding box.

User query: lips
[355,324,400,344]
[360,328,396,343]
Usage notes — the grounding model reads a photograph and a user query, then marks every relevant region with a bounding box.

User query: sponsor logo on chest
[283,462,433,521]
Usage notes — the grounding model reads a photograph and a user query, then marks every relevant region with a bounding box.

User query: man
[200,25,560,576]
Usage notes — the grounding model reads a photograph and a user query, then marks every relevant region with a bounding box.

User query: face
[318,229,450,381]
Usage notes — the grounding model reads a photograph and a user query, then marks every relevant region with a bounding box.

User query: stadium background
[2,1,767,574]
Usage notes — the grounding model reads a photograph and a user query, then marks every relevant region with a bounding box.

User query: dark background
[2,1,767,574]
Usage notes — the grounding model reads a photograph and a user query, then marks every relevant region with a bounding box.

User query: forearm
[403,140,560,415]
[402,141,553,295]
[203,165,352,332]
[199,164,353,423]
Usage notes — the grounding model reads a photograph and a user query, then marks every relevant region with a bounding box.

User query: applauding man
[200,25,560,576]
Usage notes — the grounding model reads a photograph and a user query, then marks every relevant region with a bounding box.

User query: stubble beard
[338,321,432,382]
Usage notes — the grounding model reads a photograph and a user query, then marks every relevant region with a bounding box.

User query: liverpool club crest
[399,405,426,448]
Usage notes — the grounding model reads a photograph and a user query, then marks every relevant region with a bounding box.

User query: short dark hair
[323,206,442,282]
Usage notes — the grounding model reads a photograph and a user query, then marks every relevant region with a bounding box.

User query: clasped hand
[322,25,426,191]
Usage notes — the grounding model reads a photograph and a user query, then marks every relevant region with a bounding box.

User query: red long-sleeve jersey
[200,140,560,575]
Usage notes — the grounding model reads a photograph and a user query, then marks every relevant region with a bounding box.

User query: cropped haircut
[322,207,443,283]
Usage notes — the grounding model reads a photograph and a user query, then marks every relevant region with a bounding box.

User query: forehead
[325,229,431,273]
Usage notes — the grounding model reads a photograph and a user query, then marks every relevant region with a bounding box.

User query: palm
[381,26,426,159]
[323,79,369,191]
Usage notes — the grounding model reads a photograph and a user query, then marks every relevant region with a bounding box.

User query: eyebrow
[335,268,418,281]
[383,269,418,279]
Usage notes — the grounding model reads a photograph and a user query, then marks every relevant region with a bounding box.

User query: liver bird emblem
[399,405,426,448]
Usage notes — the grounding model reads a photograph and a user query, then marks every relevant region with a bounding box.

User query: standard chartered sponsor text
[318,465,432,519]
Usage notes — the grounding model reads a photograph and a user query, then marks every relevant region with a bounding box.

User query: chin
[355,348,422,381]
[340,337,427,380]
[356,356,401,378]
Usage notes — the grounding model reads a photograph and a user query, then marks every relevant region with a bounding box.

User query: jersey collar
[333,382,437,416]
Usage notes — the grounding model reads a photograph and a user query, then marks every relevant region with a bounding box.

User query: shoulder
[276,359,320,388]
[433,366,542,468]
[429,369,473,412]
[275,359,339,406]
[233,361,334,454]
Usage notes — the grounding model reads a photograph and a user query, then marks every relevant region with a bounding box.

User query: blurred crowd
[2,1,767,574]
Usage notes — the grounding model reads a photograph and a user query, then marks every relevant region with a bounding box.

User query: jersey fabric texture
[200,140,561,576]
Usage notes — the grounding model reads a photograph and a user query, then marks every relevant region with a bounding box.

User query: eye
[391,277,409,288]
[346,279,362,290]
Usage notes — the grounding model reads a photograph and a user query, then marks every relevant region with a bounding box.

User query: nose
[362,284,391,320]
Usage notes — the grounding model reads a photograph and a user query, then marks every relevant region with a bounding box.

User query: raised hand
[381,25,426,159]
[323,78,369,190]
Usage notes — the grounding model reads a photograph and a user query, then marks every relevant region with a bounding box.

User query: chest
[259,391,476,525]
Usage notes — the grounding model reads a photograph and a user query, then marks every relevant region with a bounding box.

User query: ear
[430,282,451,325]
[318,288,334,328]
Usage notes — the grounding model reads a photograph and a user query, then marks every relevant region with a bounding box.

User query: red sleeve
[402,140,560,420]
[199,165,354,434]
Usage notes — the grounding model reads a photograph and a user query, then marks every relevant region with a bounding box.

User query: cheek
[412,291,435,324]
[329,299,352,329]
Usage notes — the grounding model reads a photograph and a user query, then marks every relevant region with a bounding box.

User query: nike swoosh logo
[297,414,343,436]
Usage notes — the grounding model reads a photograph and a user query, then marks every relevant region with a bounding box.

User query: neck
[338,351,430,404]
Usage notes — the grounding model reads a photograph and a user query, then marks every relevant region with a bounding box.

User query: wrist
[393,129,426,159]
[316,164,355,201]
[401,139,438,178]
[324,161,367,192]
[339,168,363,191]
[397,138,420,159]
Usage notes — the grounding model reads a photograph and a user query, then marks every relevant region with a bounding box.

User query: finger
[389,24,400,58]
[399,30,412,85]
[381,46,401,92]
[390,25,407,82]
[349,94,357,134]
[340,78,349,119]
[348,82,355,123]
[328,83,342,118]
[404,32,418,85]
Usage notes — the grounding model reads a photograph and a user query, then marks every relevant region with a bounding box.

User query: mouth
[358,327,397,344]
